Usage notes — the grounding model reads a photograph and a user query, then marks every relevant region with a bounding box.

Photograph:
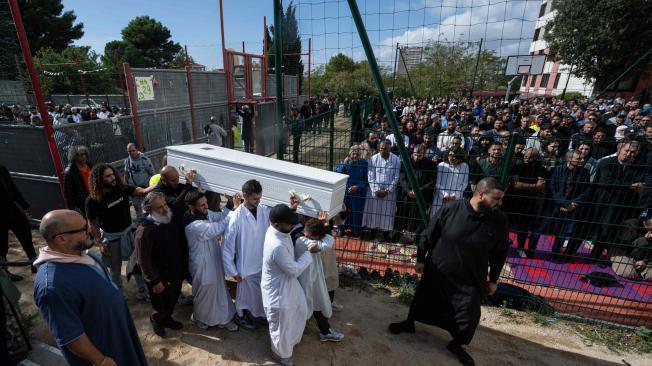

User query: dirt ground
[7,231,652,366]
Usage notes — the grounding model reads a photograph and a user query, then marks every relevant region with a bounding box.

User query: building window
[522,75,529,86]
[530,75,537,87]
[553,73,561,88]
[540,74,550,88]
[533,28,541,41]
[539,3,547,17]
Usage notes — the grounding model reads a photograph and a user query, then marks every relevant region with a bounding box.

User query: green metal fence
[277,109,651,328]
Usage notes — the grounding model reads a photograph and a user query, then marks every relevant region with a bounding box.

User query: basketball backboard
[505,55,546,75]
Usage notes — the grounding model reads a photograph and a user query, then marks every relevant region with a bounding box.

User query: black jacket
[134,218,185,285]
[63,162,92,215]
[0,165,29,213]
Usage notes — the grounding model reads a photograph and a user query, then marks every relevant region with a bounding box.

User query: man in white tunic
[183,190,239,331]
[362,140,401,241]
[222,179,272,330]
[261,204,314,366]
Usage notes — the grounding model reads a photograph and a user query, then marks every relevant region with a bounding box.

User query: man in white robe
[261,204,313,365]
[222,179,271,330]
[183,190,239,331]
[362,140,401,241]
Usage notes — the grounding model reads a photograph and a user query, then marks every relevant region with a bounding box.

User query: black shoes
[150,316,166,337]
[447,341,475,366]
[388,320,415,334]
[163,317,184,330]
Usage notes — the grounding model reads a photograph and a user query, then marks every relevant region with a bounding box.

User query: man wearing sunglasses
[33,209,147,366]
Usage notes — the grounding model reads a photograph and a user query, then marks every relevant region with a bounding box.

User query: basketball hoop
[505,55,546,76]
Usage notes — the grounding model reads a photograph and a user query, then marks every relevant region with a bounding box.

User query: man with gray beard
[134,192,186,337]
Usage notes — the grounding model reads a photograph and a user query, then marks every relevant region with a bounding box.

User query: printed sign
[135,76,155,101]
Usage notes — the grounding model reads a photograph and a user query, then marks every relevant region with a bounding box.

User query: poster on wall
[135,76,155,101]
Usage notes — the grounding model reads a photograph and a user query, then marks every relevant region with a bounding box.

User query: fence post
[274,0,284,160]
[114,49,129,110]
[346,0,430,225]
[8,0,65,199]
[76,56,90,106]
[329,109,335,171]
[469,38,483,98]
[123,63,145,152]
[184,45,198,143]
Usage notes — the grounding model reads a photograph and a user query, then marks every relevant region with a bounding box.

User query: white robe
[430,162,469,217]
[184,209,236,326]
[362,152,401,231]
[222,204,271,318]
[261,226,312,359]
[294,235,333,319]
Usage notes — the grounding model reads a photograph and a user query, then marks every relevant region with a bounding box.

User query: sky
[62,0,541,71]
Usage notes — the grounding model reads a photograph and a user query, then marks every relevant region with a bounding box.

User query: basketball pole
[561,63,574,99]
[505,75,519,102]
[469,38,483,98]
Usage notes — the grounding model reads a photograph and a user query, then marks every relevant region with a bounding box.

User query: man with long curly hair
[86,163,154,300]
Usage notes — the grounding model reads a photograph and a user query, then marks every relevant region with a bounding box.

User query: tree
[0,0,83,78]
[325,53,356,74]
[306,56,377,98]
[544,0,652,89]
[268,1,304,87]
[33,46,117,94]
[12,0,83,53]
[103,16,182,69]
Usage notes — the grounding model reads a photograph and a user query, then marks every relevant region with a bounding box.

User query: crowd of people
[0,139,348,365]
[0,102,128,126]
[2,92,651,366]
[335,95,651,281]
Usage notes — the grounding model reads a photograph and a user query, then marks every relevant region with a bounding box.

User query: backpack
[486,283,554,314]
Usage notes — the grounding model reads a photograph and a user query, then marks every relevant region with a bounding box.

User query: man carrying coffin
[183,190,240,331]
[223,180,295,330]
[389,177,509,366]
[261,204,314,366]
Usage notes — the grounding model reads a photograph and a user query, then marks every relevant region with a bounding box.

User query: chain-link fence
[276,99,652,328]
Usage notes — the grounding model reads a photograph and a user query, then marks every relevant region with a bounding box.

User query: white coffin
[166,144,349,219]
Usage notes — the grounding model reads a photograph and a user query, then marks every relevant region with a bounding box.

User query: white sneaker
[331,302,344,312]
[320,328,345,342]
[516,249,527,258]
[191,314,209,330]
[218,320,239,332]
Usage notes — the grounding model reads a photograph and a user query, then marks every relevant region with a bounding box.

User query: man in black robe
[389,177,509,366]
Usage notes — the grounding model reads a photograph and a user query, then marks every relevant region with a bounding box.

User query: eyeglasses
[53,225,88,238]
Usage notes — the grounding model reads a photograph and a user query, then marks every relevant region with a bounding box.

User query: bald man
[33,210,147,366]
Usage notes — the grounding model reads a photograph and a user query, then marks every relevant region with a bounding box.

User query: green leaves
[103,16,182,69]
[545,0,652,87]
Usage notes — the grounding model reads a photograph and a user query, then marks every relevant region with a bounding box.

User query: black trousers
[292,134,301,163]
[0,208,36,261]
[313,311,330,335]
[0,292,12,366]
[147,280,182,323]
[407,262,481,345]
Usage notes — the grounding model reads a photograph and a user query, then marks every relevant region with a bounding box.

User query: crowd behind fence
[278,95,652,326]
[3,62,651,326]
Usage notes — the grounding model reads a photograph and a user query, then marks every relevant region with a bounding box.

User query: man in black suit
[0,165,37,281]
[590,141,646,260]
